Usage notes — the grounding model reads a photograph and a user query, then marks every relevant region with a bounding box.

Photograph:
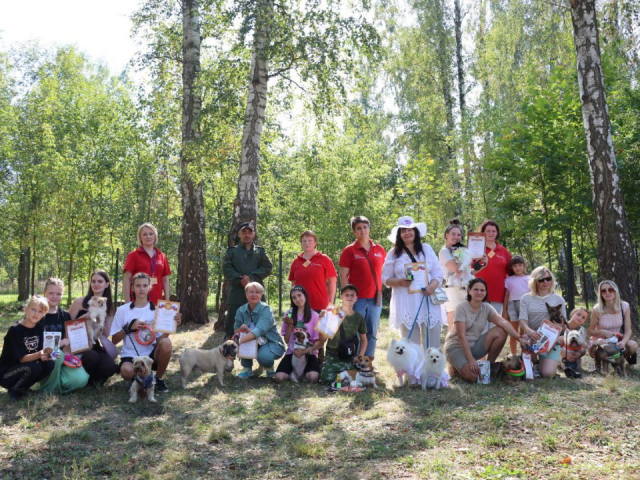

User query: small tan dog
[340,355,378,388]
[129,356,156,403]
[87,296,108,344]
[179,340,237,388]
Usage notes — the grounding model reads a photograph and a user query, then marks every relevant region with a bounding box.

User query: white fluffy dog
[387,338,424,387]
[420,347,447,390]
[448,245,475,288]
[87,296,108,344]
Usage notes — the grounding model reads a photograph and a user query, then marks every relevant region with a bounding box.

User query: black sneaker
[155,378,169,393]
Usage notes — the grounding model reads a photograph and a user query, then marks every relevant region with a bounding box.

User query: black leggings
[0,360,55,393]
[82,348,119,384]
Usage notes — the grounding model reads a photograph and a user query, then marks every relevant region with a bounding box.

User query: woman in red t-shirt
[474,220,511,316]
[123,223,172,305]
[288,230,337,311]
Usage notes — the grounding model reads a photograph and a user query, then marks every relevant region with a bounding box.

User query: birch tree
[569,0,638,320]
[178,0,209,324]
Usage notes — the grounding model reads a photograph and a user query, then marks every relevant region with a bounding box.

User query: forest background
[1,0,639,321]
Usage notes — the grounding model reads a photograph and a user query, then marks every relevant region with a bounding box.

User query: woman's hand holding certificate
[404,262,428,294]
[64,319,91,354]
[153,301,181,334]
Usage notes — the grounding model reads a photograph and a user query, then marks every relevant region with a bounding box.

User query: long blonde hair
[593,279,622,315]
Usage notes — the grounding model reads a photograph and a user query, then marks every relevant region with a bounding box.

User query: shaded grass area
[1,315,639,479]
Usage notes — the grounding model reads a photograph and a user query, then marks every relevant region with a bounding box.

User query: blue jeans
[354,297,382,357]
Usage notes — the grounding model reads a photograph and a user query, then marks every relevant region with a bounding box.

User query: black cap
[239,221,255,231]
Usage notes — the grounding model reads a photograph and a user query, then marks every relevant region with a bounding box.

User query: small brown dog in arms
[179,340,237,388]
[129,356,156,403]
[340,355,378,388]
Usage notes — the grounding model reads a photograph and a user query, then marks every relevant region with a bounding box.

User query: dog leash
[407,293,426,341]
[407,290,431,350]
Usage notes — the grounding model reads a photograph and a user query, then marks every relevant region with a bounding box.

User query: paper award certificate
[153,300,180,334]
[237,332,258,359]
[531,319,562,355]
[64,319,91,354]
[43,332,62,359]
[467,233,486,259]
[314,305,346,339]
[404,262,428,294]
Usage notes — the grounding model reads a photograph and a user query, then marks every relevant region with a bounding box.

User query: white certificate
[404,262,427,294]
[531,320,562,354]
[153,301,180,334]
[314,305,346,339]
[237,333,258,359]
[467,233,486,259]
[65,319,91,354]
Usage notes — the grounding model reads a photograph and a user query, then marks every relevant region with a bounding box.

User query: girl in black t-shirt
[0,296,55,401]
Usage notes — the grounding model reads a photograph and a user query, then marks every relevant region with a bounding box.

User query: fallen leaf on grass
[560,456,571,465]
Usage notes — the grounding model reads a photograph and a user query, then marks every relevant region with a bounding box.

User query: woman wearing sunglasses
[587,280,637,371]
[518,266,566,378]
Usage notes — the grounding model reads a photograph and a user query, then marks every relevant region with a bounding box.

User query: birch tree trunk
[178,0,209,324]
[569,0,638,324]
[215,0,273,331]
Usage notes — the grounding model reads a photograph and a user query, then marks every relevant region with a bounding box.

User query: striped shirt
[518,293,566,330]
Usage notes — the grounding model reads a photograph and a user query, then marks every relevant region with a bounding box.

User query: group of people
[1,217,638,401]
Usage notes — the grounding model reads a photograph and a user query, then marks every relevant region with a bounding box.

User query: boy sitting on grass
[320,284,367,384]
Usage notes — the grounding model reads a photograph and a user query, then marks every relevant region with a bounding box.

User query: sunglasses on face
[537,277,552,283]
[600,288,615,294]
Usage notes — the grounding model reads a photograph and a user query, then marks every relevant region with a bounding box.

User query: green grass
[1,303,639,478]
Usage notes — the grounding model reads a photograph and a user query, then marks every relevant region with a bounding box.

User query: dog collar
[135,373,155,390]
[356,369,375,378]
[565,344,583,351]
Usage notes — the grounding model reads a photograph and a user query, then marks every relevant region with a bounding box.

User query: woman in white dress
[382,216,444,348]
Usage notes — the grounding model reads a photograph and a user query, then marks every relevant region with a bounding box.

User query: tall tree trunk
[178,0,209,324]
[570,0,638,325]
[215,0,273,332]
[17,248,28,301]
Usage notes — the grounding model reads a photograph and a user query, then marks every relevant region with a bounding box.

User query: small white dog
[179,340,237,388]
[448,245,474,288]
[129,356,156,403]
[421,347,447,390]
[87,296,108,344]
[290,328,313,382]
[387,338,424,387]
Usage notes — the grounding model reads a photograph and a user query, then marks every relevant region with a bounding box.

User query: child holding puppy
[560,307,589,378]
[320,285,368,384]
[0,295,55,401]
[275,286,326,384]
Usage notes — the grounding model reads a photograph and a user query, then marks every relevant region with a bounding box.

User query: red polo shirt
[338,240,386,299]
[123,247,172,305]
[475,243,511,303]
[288,252,337,310]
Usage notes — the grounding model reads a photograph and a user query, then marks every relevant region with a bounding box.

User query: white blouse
[381,243,444,330]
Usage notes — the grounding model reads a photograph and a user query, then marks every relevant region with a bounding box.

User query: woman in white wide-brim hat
[381,216,444,348]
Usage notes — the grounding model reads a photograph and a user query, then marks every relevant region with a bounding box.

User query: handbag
[337,322,359,361]
[430,286,448,305]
